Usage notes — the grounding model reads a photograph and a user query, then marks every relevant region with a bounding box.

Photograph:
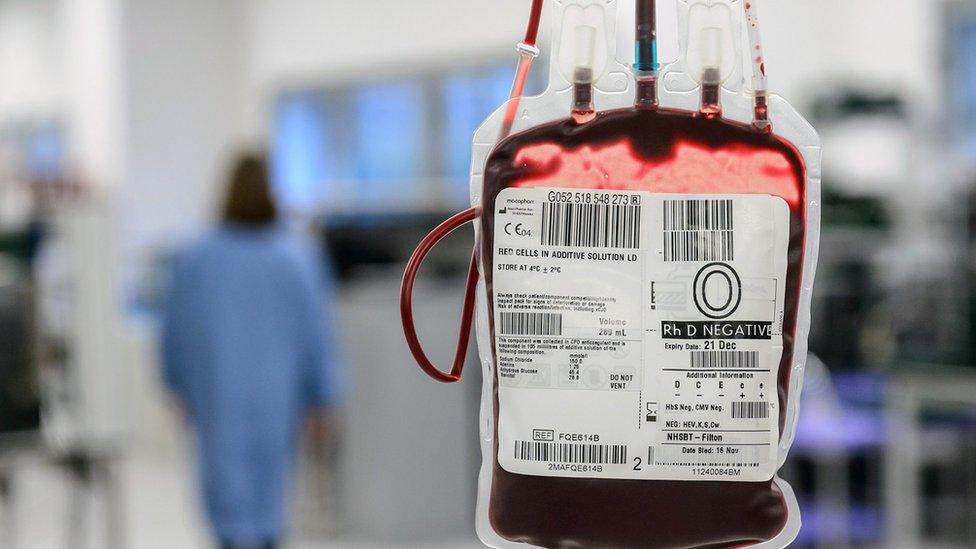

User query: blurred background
[1,0,975,547]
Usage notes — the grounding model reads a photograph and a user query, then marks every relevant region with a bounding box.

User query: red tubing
[400,208,479,383]
[500,53,536,141]
[501,0,546,139]
[401,1,545,384]
[524,0,545,46]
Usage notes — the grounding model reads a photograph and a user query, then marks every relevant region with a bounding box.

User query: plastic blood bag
[482,106,804,549]
[401,1,821,547]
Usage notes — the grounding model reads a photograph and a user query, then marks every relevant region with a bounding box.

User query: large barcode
[514,441,628,465]
[690,350,760,369]
[663,199,735,262]
[731,401,770,419]
[541,202,641,249]
[500,312,563,336]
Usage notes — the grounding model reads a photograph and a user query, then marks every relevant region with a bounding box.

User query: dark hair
[221,154,278,226]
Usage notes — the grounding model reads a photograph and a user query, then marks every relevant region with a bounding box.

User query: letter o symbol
[693,263,742,320]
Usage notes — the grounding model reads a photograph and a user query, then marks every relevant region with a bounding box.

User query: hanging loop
[400,208,480,383]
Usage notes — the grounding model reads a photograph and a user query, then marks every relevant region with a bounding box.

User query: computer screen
[273,91,341,209]
[272,61,545,215]
[352,80,427,206]
[948,8,976,156]
[442,64,517,202]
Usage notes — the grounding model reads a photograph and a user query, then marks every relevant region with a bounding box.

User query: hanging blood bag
[401,1,821,547]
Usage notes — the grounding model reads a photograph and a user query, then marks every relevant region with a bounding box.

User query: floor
[0,438,483,549]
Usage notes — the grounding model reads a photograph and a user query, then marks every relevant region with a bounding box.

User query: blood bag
[401,1,821,547]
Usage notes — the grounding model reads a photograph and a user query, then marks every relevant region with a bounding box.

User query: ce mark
[504,223,532,237]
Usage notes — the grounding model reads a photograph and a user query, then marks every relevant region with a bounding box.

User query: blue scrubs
[162,227,341,543]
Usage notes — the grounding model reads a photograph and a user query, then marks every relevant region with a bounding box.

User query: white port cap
[699,27,723,70]
[573,25,598,83]
[574,25,597,71]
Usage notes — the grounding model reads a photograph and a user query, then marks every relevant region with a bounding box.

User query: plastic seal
[573,25,598,83]
[516,42,541,58]
[700,27,723,77]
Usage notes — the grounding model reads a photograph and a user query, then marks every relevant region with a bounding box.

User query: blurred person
[162,154,342,549]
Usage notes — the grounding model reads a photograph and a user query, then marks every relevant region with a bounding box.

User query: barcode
[663,199,734,262]
[690,350,760,369]
[500,312,563,336]
[514,441,628,465]
[731,401,770,419]
[541,202,641,249]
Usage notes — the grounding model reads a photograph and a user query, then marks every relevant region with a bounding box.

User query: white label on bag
[492,187,790,482]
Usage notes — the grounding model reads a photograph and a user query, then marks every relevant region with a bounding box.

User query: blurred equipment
[0,258,39,435]
[784,356,886,547]
[0,126,55,438]
[0,241,41,549]
[886,365,976,548]
[0,117,127,548]
[808,89,901,370]
[337,279,481,541]
[323,212,476,282]
[949,0,976,366]
[33,190,129,549]
[36,196,128,452]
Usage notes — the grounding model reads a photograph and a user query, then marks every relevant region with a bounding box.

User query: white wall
[0,0,63,121]
[60,0,126,187]
[121,0,247,251]
[245,0,534,84]
[758,0,939,111]
[239,0,540,137]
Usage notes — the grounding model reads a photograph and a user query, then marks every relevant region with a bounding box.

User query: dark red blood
[480,107,806,549]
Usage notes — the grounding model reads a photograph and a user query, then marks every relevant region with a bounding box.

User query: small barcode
[663,199,735,262]
[731,401,770,419]
[500,312,563,336]
[690,350,760,369]
[514,441,628,465]
[541,202,641,249]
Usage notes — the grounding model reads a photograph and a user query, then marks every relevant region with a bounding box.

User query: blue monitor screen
[26,126,63,180]
[443,65,520,202]
[951,17,976,156]
[273,92,342,209]
[274,82,429,211]
[352,81,427,205]
[272,62,538,214]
